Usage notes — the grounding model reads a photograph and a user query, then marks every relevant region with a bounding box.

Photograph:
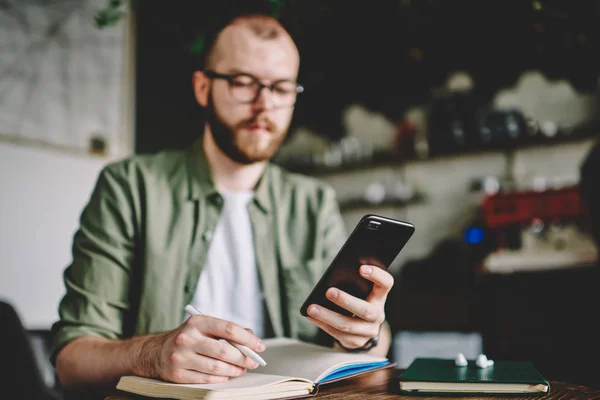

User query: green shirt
[50,138,347,364]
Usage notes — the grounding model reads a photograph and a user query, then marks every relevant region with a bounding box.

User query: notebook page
[258,338,388,382]
[118,373,311,392]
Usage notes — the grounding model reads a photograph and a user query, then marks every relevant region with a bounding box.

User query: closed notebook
[116,337,394,400]
[398,358,550,395]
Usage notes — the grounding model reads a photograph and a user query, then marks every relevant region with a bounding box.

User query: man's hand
[136,316,265,384]
[305,264,393,350]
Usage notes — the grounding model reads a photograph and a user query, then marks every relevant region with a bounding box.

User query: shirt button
[184,283,194,293]
[202,231,213,241]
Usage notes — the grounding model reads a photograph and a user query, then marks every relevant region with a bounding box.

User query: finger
[183,352,248,378]
[324,287,381,323]
[306,304,380,337]
[305,316,338,338]
[168,369,230,384]
[195,337,260,370]
[306,317,372,350]
[201,317,266,352]
[360,265,394,302]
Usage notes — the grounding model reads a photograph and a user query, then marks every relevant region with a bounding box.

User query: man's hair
[199,10,291,70]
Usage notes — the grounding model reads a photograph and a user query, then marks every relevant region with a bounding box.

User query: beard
[205,92,288,165]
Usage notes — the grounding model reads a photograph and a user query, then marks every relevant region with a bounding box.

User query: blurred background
[1,0,599,395]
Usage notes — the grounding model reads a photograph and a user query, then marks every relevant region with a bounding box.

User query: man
[51,13,393,396]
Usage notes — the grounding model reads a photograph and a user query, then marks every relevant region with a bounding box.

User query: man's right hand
[136,316,266,384]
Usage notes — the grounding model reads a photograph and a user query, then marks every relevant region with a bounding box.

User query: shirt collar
[185,136,272,214]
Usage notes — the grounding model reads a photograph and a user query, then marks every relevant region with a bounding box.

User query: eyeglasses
[203,69,304,107]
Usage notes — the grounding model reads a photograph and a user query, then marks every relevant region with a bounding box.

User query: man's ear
[192,70,210,107]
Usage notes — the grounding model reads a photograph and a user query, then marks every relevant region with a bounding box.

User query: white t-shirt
[189,190,265,338]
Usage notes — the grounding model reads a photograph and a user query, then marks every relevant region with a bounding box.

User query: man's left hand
[305,264,392,350]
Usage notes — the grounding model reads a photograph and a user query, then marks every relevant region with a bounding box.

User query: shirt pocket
[281,258,324,341]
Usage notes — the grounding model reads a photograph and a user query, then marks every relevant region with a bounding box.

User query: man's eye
[274,83,296,94]
[231,76,254,86]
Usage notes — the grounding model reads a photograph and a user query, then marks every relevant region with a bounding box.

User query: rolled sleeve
[50,163,137,365]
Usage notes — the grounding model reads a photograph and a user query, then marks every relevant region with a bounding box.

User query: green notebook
[398,358,550,395]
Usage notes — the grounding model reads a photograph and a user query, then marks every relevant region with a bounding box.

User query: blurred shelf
[277,130,599,177]
[338,193,425,211]
[278,148,401,176]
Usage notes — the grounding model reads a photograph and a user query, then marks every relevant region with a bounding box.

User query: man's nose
[252,85,276,111]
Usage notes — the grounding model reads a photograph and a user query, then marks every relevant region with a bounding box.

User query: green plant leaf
[189,34,206,55]
[94,0,126,28]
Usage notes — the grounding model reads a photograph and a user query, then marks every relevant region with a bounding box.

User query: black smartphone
[300,214,415,317]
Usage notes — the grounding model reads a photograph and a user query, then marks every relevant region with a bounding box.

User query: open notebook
[116,337,394,399]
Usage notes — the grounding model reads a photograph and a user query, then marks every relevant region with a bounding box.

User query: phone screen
[300,214,415,317]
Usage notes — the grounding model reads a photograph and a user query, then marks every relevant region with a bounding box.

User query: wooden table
[106,368,600,400]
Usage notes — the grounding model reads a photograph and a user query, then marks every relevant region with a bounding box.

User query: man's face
[201,24,299,164]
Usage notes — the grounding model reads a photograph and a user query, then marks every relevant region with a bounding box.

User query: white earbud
[475,354,494,368]
[455,353,468,367]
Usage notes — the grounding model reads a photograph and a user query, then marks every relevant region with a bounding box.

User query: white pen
[184,304,267,367]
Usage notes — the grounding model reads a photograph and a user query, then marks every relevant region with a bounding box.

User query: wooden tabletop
[106,368,600,400]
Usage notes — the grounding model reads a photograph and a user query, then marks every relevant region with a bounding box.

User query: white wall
[0,5,135,329]
[0,142,112,329]
[324,138,596,269]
